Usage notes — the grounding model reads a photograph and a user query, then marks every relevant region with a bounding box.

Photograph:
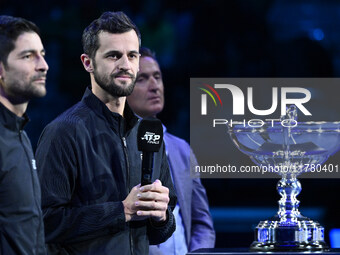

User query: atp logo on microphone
[137,117,163,152]
[141,132,161,145]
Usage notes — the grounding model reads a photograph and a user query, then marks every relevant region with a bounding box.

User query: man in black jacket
[36,11,176,254]
[0,15,49,254]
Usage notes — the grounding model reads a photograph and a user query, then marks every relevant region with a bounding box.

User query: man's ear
[0,62,5,86]
[80,54,94,73]
[0,62,4,81]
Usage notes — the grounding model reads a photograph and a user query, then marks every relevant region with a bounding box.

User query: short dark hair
[82,11,141,59]
[0,15,40,65]
[139,47,157,61]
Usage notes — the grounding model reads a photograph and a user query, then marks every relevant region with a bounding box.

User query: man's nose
[36,55,49,72]
[148,77,159,91]
[117,54,131,71]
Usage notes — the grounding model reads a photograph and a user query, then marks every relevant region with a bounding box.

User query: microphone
[137,117,163,186]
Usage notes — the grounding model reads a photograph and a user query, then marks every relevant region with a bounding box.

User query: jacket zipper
[121,136,134,255]
[122,137,129,194]
[19,130,41,253]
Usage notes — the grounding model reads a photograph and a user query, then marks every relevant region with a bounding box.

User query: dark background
[2,0,340,248]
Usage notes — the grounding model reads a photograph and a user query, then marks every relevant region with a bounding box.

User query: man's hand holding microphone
[123,118,170,223]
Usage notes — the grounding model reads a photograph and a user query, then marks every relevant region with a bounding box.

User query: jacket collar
[0,102,29,132]
[82,87,138,132]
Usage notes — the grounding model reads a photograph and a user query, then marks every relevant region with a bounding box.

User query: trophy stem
[250,176,328,251]
[276,176,302,223]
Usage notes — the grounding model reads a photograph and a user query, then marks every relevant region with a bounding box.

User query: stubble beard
[3,74,46,104]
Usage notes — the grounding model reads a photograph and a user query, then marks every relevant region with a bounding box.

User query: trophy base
[250,219,329,252]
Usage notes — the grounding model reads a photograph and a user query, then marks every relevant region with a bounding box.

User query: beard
[93,65,136,98]
[3,73,47,104]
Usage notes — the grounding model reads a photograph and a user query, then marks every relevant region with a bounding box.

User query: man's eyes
[22,54,33,59]
[136,77,145,82]
[136,75,161,83]
[128,53,139,59]
[107,54,120,59]
[22,52,46,60]
[107,53,139,60]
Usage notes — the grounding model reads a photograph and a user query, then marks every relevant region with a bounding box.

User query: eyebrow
[129,50,140,55]
[18,49,46,56]
[152,71,162,76]
[103,50,139,56]
[137,73,148,79]
[137,71,162,78]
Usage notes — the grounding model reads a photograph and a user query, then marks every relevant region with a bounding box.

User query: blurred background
[2,0,340,248]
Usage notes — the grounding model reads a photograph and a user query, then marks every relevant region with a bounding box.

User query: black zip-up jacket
[35,88,176,255]
[0,102,46,255]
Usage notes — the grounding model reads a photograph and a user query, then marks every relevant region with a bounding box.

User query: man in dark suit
[128,47,215,254]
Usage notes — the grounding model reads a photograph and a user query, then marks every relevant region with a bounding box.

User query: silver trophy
[228,106,340,251]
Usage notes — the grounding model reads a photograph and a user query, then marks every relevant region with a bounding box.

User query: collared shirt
[158,205,188,255]
[158,126,188,255]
